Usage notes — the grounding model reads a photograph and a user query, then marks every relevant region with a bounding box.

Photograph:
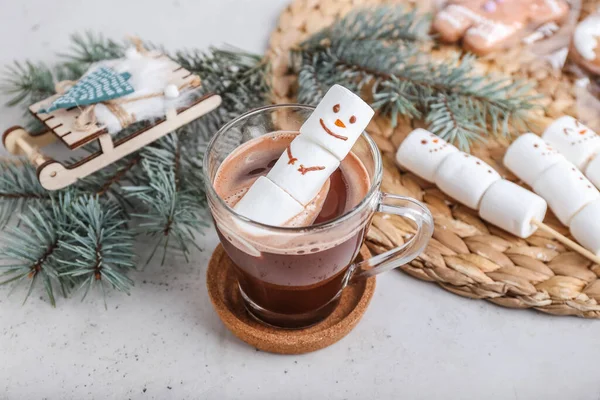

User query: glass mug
[203,105,434,329]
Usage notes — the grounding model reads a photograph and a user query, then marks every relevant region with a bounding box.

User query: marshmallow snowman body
[503,133,565,186]
[234,176,304,226]
[570,200,600,255]
[434,153,501,210]
[299,84,375,161]
[395,129,459,181]
[479,180,547,238]
[532,160,600,225]
[267,136,340,206]
[542,116,600,170]
[232,84,374,229]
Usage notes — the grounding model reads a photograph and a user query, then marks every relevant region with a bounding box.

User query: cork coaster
[206,245,376,354]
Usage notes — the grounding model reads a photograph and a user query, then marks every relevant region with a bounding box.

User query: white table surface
[1,1,599,399]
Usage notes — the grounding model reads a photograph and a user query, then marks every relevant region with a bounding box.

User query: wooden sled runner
[2,50,222,191]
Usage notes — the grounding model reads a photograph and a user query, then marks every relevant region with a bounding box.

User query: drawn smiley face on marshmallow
[542,116,600,170]
[300,84,375,161]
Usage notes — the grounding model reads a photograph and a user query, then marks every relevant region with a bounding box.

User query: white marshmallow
[234,176,303,226]
[434,152,501,210]
[584,153,600,189]
[395,128,459,181]
[532,160,600,225]
[479,180,547,238]
[542,116,600,170]
[299,84,375,161]
[267,136,340,205]
[570,199,600,255]
[503,133,565,186]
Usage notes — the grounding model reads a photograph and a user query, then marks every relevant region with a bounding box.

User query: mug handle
[349,193,434,282]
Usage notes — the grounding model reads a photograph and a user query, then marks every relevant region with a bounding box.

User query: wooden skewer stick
[531,219,600,265]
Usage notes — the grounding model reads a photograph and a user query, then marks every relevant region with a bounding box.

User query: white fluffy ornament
[92,54,193,133]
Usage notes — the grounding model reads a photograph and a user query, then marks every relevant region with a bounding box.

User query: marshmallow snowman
[542,116,600,170]
[299,84,375,161]
[395,129,459,181]
[434,152,501,210]
[267,136,340,205]
[532,160,600,225]
[503,133,565,186]
[232,85,374,230]
[570,199,600,255]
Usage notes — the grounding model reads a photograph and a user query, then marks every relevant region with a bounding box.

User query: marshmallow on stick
[233,85,374,228]
[502,134,600,262]
[542,116,600,189]
[395,129,600,263]
[396,129,546,238]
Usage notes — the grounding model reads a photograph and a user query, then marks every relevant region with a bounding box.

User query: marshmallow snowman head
[542,116,600,169]
[396,128,459,181]
[300,85,375,161]
[503,133,565,187]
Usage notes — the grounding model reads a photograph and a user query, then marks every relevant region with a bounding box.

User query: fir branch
[59,32,125,67]
[295,6,539,150]
[299,6,430,52]
[0,61,83,132]
[124,134,207,265]
[174,46,270,128]
[0,193,135,306]
[0,161,51,227]
[0,201,65,306]
[58,195,135,302]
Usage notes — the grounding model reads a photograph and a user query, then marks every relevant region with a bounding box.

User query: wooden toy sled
[2,50,222,191]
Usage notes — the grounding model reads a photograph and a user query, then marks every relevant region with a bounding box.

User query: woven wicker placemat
[206,245,375,354]
[267,0,600,318]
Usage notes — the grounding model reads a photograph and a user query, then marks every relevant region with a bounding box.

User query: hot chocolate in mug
[203,105,434,328]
